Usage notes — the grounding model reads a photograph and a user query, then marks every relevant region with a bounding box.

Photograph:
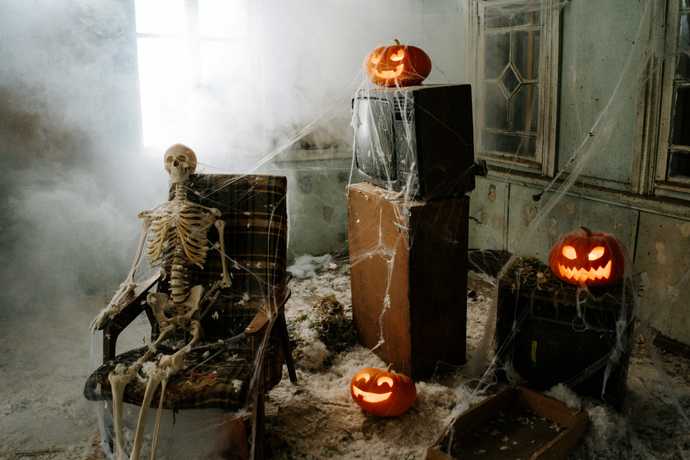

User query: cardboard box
[427,386,589,460]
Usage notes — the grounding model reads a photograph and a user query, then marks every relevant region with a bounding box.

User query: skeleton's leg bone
[146,292,171,326]
[188,319,201,348]
[150,325,175,350]
[214,219,231,288]
[108,369,135,460]
[149,377,168,460]
[129,370,163,460]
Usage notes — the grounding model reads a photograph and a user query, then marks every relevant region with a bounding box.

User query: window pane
[512,84,538,133]
[483,131,536,157]
[482,8,541,159]
[199,0,249,38]
[137,37,192,147]
[512,30,540,81]
[669,152,690,179]
[672,86,690,145]
[484,82,509,130]
[135,0,185,35]
[485,7,539,28]
[200,41,249,87]
[677,13,690,78]
[485,32,509,79]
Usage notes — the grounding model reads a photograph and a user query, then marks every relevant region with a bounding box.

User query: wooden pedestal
[347,182,469,379]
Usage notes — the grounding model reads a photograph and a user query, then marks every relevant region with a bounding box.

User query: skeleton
[92,144,231,460]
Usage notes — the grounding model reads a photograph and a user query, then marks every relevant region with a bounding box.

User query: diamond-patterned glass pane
[499,64,521,97]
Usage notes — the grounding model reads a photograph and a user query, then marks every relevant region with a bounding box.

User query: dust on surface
[1,264,689,459]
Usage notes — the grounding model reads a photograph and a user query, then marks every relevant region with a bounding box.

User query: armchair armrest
[244,287,292,336]
[100,273,160,362]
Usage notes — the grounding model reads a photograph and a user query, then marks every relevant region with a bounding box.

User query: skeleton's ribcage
[145,205,216,301]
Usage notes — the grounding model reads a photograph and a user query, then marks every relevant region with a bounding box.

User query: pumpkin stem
[394,39,401,46]
[386,363,394,372]
[580,226,592,236]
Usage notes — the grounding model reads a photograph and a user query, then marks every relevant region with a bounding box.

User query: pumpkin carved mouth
[352,386,392,403]
[373,64,404,80]
[557,260,612,283]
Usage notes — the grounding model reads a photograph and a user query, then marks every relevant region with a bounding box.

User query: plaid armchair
[84,174,296,458]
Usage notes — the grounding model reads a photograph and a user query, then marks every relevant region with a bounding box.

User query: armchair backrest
[178,174,288,299]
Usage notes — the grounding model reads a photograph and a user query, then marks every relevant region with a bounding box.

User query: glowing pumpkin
[350,367,416,417]
[364,39,432,87]
[548,227,626,286]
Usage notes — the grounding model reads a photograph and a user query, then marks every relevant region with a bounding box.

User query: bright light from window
[134,0,250,153]
[199,0,248,38]
[135,0,185,35]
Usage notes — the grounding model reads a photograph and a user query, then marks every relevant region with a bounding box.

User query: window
[656,0,690,196]
[468,0,561,176]
[135,0,250,150]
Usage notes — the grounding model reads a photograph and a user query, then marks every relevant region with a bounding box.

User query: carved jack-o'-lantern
[364,39,432,87]
[548,227,626,287]
[350,367,417,417]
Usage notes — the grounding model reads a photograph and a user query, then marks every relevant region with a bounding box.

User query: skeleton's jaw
[168,167,192,184]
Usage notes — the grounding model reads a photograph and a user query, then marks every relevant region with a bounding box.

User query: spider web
[67,1,690,458]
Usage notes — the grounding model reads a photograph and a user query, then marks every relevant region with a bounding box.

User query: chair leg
[252,388,265,460]
[277,312,297,384]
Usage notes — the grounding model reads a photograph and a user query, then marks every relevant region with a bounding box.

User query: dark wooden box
[347,182,468,378]
[495,257,636,408]
[427,386,589,460]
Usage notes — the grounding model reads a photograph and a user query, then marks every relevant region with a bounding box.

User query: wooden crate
[495,257,635,409]
[347,182,469,378]
[427,386,588,460]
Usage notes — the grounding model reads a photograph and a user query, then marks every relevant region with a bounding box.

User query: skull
[164,144,197,184]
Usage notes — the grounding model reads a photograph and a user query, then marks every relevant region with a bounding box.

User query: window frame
[467,0,561,177]
[654,0,690,199]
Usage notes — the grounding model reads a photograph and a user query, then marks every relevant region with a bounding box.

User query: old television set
[352,84,477,200]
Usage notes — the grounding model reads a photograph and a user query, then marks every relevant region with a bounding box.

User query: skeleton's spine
[170,182,190,304]
[170,248,189,304]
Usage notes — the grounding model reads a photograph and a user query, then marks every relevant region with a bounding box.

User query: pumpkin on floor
[350,367,416,417]
[364,39,432,87]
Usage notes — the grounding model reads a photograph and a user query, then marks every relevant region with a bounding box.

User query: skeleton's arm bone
[126,216,152,285]
[91,218,151,330]
[214,219,231,288]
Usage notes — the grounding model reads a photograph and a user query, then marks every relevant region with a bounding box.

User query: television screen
[353,97,396,182]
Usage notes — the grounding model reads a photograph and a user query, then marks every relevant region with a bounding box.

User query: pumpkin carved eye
[376,376,394,388]
[390,49,405,62]
[562,245,577,260]
[370,55,381,65]
[357,372,371,384]
[588,246,605,261]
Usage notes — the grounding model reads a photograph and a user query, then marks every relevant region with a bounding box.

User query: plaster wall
[467,1,690,345]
